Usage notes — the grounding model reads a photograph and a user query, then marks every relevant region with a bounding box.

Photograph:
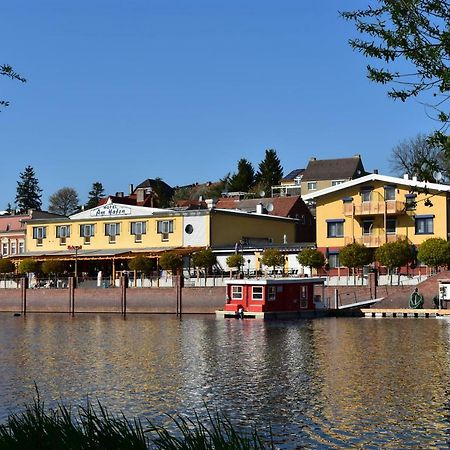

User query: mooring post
[68,277,75,316]
[21,277,27,316]
[334,288,339,310]
[121,275,127,317]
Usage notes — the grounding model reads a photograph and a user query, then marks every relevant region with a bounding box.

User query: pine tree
[15,166,42,213]
[255,149,283,196]
[228,159,255,192]
[85,182,105,210]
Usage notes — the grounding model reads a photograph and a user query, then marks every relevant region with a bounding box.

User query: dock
[360,308,450,318]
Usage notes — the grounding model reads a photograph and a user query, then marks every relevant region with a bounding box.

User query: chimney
[129,184,134,195]
[354,154,361,158]
[136,188,145,203]
[256,203,264,214]
[403,174,409,180]
[373,169,378,174]
[115,192,124,197]
[309,157,316,161]
[205,199,215,210]
[412,175,418,182]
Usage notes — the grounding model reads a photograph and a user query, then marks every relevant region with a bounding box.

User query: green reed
[0,393,274,450]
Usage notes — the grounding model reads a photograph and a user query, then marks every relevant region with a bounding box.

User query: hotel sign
[90,204,132,217]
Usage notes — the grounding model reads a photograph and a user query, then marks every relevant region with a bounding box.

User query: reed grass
[0,393,274,449]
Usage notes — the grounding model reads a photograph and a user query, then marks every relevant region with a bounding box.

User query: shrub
[260,249,285,271]
[417,237,450,270]
[18,259,40,274]
[0,259,15,274]
[128,256,155,274]
[226,254,244,270]
[159,252,183,274]
[297,248,325,274]
[41,260,65,275]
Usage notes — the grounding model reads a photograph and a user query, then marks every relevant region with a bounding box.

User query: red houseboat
[217,277,327,319]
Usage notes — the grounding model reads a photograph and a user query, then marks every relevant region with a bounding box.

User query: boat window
[252,286,263,300]
[231,286,243,300]
[268,286,276,301]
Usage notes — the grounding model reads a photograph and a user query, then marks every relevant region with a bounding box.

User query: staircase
[375,270,450,309]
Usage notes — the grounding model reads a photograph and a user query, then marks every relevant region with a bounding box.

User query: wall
[210,210,296,246]
[0,285,225,314]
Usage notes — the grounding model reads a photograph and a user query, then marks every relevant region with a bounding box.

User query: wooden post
[69,277,75,316]
[334,288,339,310]
[121,275,127,317]
[21,277,27,316]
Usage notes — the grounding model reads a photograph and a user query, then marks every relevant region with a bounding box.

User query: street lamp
[247,259,251,278]
[67,245,82,282]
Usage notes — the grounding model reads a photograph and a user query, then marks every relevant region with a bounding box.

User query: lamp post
[247,259,251,278]
[67,245,82,283]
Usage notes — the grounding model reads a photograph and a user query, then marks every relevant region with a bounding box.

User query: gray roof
[282,168,304,181]
[301,156,367,181]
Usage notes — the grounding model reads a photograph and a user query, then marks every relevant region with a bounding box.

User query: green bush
[226,254,244,270]
[297,248,325,273]
[128,256,155,274]
[417,237,450,270]
[159,252,183,274]
[260,249,285,270]
[18,259,40,274]
[0,259,15,274]
[41,260,65,275]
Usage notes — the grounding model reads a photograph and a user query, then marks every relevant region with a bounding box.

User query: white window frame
[252,286,263,300]
[307,181,317,191]
[231,285,243,300]
[18,241,25,254]
[10,241,17,255]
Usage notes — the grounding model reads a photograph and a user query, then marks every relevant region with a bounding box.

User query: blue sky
[1,0,435,209]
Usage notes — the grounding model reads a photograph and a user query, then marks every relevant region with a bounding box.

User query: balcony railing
[344,201,405,216]
[344,234,407,247]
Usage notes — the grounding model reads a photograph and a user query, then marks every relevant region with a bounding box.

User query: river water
[0,313,449,448]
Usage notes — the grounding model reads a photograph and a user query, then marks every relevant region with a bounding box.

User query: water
[0,313,450,448]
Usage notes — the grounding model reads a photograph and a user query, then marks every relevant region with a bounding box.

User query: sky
[1,0,437,209]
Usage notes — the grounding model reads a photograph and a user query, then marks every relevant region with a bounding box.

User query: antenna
[259,190,265,197]
[266,203,274,212]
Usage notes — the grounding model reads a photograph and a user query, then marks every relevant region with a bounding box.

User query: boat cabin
[219,277,327,318]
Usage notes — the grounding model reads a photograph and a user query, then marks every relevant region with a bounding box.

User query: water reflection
[0,314,449,448]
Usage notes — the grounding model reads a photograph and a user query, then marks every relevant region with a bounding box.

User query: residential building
[271,169,304,197]
[301,155,367,195]
[302,173,450,274]
[0,210,63,258]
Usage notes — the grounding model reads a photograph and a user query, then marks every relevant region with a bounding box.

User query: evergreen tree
[85,182,105,210]
[228,159,255,192]
[15,166,42,213]
[255,149,283,196]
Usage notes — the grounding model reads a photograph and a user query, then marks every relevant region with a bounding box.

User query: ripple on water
[0,314,450,448]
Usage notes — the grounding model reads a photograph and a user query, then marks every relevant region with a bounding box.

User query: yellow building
[20,199,297,275]
[302,173,450,271]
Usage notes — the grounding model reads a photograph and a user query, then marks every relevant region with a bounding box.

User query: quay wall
[0,283,225,314]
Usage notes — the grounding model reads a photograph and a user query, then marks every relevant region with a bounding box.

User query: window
[268,286,276,301]
[10,241,16,255]
[252,286,263,300]
[56,225,70,238]
[185,224,194,234]
[384,186,396,201]
[307,181,317,191]
[361,189,372,202]
[56,225,70,245]
[1,242,8,256]
[415,216,434,234]
[231,285,243,299]
[328,253,340,268]
[131,221,146,243]
[19,241,24,254]
[386,218,396,234]
[362,219,374,235]
[405,194,416,211]
[157,220,174,241]
[80,224,95,245]
[105,223,121,244]
[332,180,345,186]
[327,220,344,238]
[300,285,308,308]
[32,226,47,246]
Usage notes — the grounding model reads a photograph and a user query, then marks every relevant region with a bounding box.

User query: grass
[0,393,274,449]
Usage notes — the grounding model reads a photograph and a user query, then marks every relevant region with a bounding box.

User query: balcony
[344,234,407,248]
[343,201,405,216]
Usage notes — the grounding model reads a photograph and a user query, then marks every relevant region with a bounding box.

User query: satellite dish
[266,203,274,212]
[259,190,265,197]
[433,171,443,182]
